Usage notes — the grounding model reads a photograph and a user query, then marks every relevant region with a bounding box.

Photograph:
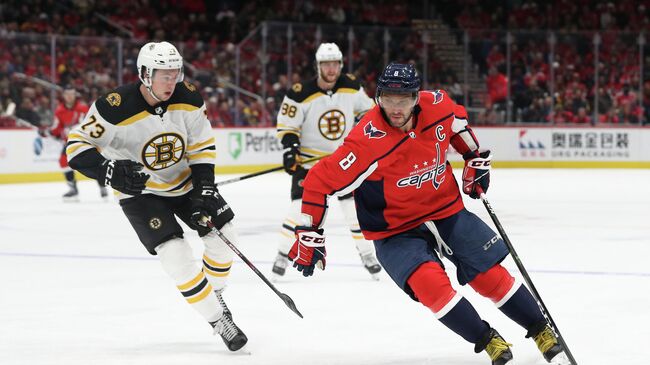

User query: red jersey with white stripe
[301,90,476,240]
[51,101,89,140]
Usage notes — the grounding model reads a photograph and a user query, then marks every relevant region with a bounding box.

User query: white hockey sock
[277,199,302,255]
[156,237,222,323]
[202,222,236,291]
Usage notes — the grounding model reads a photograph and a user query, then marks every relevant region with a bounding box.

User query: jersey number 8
[338,152,356,170]
[280,103,297,118]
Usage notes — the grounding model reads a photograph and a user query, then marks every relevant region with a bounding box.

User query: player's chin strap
[145,85,163,103]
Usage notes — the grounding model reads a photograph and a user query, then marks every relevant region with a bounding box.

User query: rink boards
[1,126,649,183]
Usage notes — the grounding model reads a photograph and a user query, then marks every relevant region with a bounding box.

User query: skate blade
[370,273,380,281]
[232,345,252,355]
[550,352,571,365]
[62,196,80,203]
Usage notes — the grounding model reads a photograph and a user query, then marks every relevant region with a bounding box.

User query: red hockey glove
[462,150,492,199]
[288,226,326,277]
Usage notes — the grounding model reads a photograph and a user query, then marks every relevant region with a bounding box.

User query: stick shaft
[480,194,578,364]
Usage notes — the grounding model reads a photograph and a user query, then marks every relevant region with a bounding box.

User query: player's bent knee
[407,262,459,316]
[155,237,198,282]
[469,264,516,304]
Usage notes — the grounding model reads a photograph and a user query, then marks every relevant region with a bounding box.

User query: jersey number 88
[280,103,297,118]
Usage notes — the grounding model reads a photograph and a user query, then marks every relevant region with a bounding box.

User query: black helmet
[376,63,421,96]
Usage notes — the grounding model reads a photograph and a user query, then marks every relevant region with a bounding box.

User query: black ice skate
[359,252,382,279]
[62,183,79,202]
[527,321,564,363]
[271,251,289,277]
[475,327,513,365]
[210,312,248,351]
[99,186,109,200]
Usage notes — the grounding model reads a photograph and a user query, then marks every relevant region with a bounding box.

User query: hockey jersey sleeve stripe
[67,133,91,143]
[186,151,216,161]
[65,141,93,155]
[187,137,215,152]
[117,110,151,126]
[168,103,199,112]
[146,168,191,189]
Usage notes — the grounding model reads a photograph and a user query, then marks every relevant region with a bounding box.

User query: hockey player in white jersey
[272,42,382,279]
[66,41,247,351]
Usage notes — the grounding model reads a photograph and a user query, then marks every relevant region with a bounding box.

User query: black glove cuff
[295,225,324,235]
[462,150,480,161]
[190,163,216,187]
[281,133,300,149]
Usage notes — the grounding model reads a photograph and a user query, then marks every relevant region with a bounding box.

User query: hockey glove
[189,181,234,231]
[288,226,326,277]
[281,133,301,175]
[99,160,149,195]
[462,150,492,199]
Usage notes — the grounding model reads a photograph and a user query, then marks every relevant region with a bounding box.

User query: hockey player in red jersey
[44,85,107,201]
[288,63,567,364]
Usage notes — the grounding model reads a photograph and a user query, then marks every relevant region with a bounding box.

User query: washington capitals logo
[364,121,386,139]
[432,90,444,104]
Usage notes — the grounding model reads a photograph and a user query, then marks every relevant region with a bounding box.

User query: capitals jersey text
[277,73,374,166]
[301,90,476,240]
[66,81,216,199]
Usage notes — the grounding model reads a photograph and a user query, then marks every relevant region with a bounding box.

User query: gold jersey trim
[168,103,200,112]
[187,137,215,152]
[118,110,151,126]
[146,168,191,190]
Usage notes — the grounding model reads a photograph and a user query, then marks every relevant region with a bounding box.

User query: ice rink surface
[1,168,649,365]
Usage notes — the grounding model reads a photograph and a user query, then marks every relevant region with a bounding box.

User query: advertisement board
[1,127,648,183]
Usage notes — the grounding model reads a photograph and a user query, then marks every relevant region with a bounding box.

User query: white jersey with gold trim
[66,81,215,199]
[276,73,374,166]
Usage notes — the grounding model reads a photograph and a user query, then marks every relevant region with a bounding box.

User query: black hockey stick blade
[279,292,303,318]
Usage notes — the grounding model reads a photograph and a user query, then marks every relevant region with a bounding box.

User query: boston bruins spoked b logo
[318,109,346,140]
[142,133,185,170]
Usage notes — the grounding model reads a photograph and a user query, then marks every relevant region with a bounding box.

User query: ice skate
[359,252,382,280]
[210,309,248,351]
[527,322,565,363]
[214,287,232,318]
[99,186,109,200]
[271,251,289,278]
[475,327,513,365]
[62,183,79,202]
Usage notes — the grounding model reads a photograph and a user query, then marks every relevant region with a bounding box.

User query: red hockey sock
[407,262,459,316]
[469,264,516,304]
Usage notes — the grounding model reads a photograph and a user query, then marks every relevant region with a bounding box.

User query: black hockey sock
[498,285,544,330]
[438,297,490,344]
[64,170,76,186]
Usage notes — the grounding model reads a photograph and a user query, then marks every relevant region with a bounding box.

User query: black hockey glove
[190,181,234,232]
[281,133,301,175]
[98,160,149,195]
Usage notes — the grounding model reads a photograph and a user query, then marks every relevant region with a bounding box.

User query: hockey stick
[216,155,328,187]
[479,193,578,365]
[205,220,304,319]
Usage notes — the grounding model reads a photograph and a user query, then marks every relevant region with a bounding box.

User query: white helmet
[137,41,184,89]
[315,43,343,63]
